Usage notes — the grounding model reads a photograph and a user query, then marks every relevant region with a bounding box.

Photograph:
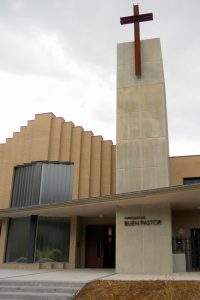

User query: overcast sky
[0,0,200,156]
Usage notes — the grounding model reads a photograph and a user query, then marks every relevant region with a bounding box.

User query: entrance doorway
[85,225,115,268]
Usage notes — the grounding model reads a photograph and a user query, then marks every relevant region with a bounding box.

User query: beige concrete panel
[142,165,169,190]
[117,87,141,114]
[142,139,169,168]
[117,39,162,66]
[116,206,143,273]
[169,156,200,186]
[142,205,172,274]
[141,110,166,138]
[60,122,74,162]
[29,114,52,162]
[111,145,116,195]
[117,112,141,140]
[101,140,112,196]
[79,131,93,199]
[0,219,8,264]
[117,62,164,89]
[117,84,168,139]
[48,117,64,161]
[70,126,83,199]
[90,136,102,197]
[155,165,170,188]
[116,168,142,193]
[141,84,166,114]
[116,204,172,274]
[117,140,142,169]
[142,167,157,190]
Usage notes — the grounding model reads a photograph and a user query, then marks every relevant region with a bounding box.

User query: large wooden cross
[120,4,153,77]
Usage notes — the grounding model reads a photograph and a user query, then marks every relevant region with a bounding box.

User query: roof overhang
[1,184,200,219]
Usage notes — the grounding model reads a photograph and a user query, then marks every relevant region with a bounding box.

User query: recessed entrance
[85,225,115,268]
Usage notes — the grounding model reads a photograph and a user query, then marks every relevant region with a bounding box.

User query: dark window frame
[183,177,200,185]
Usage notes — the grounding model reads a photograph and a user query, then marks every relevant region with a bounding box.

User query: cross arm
[120,13,153,25]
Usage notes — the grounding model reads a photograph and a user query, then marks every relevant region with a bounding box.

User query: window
[6,218,30,263]
[5,217,70,263]
[183,177,200,186]
[11,161,73,208]
[35,217,70,263]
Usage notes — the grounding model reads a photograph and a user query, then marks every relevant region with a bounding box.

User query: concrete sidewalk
[0,268,115,282]
[102,272,200,281]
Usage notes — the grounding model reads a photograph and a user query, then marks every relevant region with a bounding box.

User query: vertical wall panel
[30,113,53,161]
[101,140,112,196]
[70,127,83,199]
[20,126,31,164]
[25,120,34,162]
[60,122,74,162]
[48,117,64,161]
[111,145,116,194]
[90,136,102,197]
[0,144,4,208]
[12,132,24,165]
[79,131,93,199]
[0,144,3,163]
[1,138,14,208]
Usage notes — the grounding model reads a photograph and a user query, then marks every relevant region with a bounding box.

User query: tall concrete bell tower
[116,38,169,193]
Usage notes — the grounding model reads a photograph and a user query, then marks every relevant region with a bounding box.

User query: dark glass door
[85,225,115,268]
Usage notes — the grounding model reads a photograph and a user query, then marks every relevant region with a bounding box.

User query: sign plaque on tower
[120,4,153,77]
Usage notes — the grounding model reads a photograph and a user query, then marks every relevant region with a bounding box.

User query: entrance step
[0,280,85,300]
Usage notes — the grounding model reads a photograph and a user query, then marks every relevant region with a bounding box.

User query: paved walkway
[102,272,200,281]
[0,269,115,282]
[0,269,200,282]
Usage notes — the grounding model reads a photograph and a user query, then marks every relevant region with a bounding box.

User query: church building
[0,5,200,274]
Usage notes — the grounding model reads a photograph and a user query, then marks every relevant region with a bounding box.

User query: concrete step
[0,285,78,294]
[0,291,73,299]
[0,280,85,300]
[0,280,85,287]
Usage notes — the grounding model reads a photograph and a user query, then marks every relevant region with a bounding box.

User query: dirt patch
[75,280,200,300]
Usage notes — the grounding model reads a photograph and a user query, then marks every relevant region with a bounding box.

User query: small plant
[36,248,63,262]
